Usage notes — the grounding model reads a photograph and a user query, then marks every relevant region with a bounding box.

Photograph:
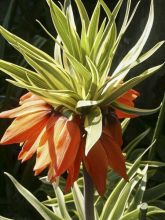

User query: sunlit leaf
[4,172,62,220]
[84,107,102,155]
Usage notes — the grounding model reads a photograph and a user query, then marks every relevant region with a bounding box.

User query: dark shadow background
[0,0,165,219]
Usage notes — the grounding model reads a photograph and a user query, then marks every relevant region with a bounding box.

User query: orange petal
[65,142,83,192]
[18,118,49,161]
[101,133,128,180]
[19,92,42,104]
[33,142,51,175]
[116,89,140,118]
[104,118,123,146]
[47,115,81,176]
[83,141,108,196]
[0,111,49,145]
[48,166,56,182]
[0,100,51,119]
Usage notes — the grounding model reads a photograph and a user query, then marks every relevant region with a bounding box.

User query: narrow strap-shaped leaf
[22,53,74,91]
[120,206,165,220]
[112,0,154,78]
[124,128,150,155]
[111,102,161,116]
[72,182,85,220]
[7,79,78,112]
[80,20,90,57]
[66,13,82,61]
[64,0,76,31]
[112,0,133,56]
[100,145,153,220]
[0,60,47,88]
[76,100,99,111]
[90,18,106,60]
[65,52,91,96]
[149,93,165,159]
[46,0,73,54]
[53,185,72,220]
[86,57,99,100]
[0,26,55,63]
[127,168,148,212]
[108,175,142,220]
[4,173,62,220]
[84,107,102,155]
[0,216,13,220]
[74,0,89,31]
[121,118,130,133]
[112,41,165,78]
[95,0,122,67]
[87,2,100,49]
[101,63,164,105]
[144,182,165,202]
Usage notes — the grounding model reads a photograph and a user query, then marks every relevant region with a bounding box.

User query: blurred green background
[0,0,165,219]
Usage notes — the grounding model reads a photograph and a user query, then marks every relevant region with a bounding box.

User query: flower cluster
[0,89,138,195]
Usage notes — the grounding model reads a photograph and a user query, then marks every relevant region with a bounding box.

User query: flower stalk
[83,166,95,220]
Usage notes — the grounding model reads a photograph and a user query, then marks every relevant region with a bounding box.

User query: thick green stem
[83,166,95,220]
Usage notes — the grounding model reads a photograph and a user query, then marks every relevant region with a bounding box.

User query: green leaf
[4,172,62,220]
[90,18,106,60]
[112,102,161,116]
[76,100,99,111]
[144,183,165,202]
[84,107,102,155]
[6,79,78,112]
[147,206,165,217]
[0,216,13,220]
[121,118,130,134]
[120,206,165,220]
[112,41,165,80]
[87,2,100,49]
[43,193,73,207]
[0,26,55,63]
[149,93,165,159]
[112,0,154,79]
[141,161,165,168]
[72,182,85,220]
[64,0,76,30]
[95,0,122,73]
[127,167,148,212]
[100,145,153,220]
[101,63,164,105]
[108,175,142,220]
[65,52,91,96]
[80,20,90,57]
[86,57,99,99]
[53,185,72,220]
[74,0,89,31]
[22,53,74,91]
[112,0,136,57]
[46,0,73,54]
[124,128,150,156]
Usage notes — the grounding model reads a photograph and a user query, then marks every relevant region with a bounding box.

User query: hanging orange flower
[0,90,138,195]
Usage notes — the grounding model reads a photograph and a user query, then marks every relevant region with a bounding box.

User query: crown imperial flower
[0,0,163,195]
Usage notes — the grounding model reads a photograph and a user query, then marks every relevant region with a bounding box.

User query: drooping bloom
[0,92,81,182]
[0,89,139,195]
